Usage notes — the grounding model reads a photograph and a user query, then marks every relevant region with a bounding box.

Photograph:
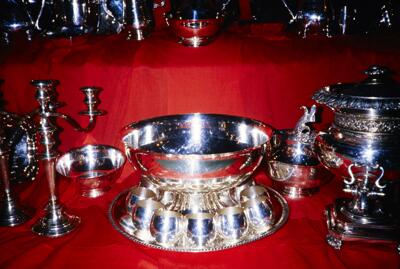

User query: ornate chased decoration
[312,85,400,111]
[334,113,400,133]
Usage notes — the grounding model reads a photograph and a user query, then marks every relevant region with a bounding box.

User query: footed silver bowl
[56,144,126,198]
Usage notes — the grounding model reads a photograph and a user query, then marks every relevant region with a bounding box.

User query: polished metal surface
[326,199,400,253]
[150,209,184,245]
[0,0,33,44]
[313,65,400,252]
[0,81,37,226]
[46,0,95,37]
[165,0,224,47]
[239,185,268,202]
[242,196,274,230]
[121,0,164,40]
[313,66,400,112]
[109,183,289,252]
[0,149,31,226]
[186,212,215,247]
[95,0,123,34]
[267,106,323,198]
[215,206,247,241]
[56,144,125,198]
[24,80,104,237]
[125,186,157,213]
[122,113,272,193]
[0,112,38,183]
[281,0,333,38]
[132,199,164,239]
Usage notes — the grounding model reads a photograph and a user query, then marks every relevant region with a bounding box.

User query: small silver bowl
[56,144,126,198]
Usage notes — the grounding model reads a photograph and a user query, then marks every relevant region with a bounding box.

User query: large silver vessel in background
[313,65,400,253]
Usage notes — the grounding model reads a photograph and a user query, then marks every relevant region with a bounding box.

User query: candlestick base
[0,194,30,226]
[32,202,80,237]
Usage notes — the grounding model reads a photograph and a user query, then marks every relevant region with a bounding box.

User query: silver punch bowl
[121,114,272,193]
[110,114,289,252]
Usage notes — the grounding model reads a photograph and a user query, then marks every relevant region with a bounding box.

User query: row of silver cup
[120,184,274,248]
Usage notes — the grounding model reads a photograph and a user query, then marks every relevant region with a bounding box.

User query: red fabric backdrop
[0,24,400,269]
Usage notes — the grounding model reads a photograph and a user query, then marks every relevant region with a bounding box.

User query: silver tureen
[313,65,400,253]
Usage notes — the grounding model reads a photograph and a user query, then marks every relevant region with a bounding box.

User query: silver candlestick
[0,121,31,226]
[28,80,104,237]
[0,79,32,226]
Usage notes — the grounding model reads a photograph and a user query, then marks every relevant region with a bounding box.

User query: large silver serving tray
[109,186,289,252]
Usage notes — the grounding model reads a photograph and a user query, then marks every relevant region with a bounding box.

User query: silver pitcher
[281,0,334,38]
[121,0,165,40]
[34,0,96,37]
[95,0,124,34]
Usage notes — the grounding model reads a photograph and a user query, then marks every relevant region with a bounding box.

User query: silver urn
[313,65,400,253]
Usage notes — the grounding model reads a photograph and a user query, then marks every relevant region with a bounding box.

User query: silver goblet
[132,199,163,235]
[150,209,184,246]
[242,196,274,230]
[215,206,247,241]
[186,212,215,247]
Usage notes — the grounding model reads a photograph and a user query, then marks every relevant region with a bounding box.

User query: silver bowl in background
[56,144,126,198]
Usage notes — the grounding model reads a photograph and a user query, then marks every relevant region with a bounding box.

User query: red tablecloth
[0,25,400,269]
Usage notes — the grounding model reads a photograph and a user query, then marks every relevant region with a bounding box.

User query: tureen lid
[312,66,400,111]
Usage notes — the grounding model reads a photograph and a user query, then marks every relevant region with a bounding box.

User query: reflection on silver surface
[281,0,333,38]
[215,206,247,241]
[313,65,400,252]
[122,113,271,193]
[186,212,215,247]
[0,112,38,183]
[0,0,33,44]
[121,0,164,40]
[266,106,324,199]
[132,199,164,231]
[109,185,289,252]
[242,196,274,230]
[240,185,268,203]
[114,114,288,252]
[150,209,183,245]
[125,186,157,213]
[56,144,125,198]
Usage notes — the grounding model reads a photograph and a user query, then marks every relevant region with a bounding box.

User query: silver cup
[150,209,183,246]
[215,206,247,241]
[126,187,157,214]
[242,196,274,230]
[132,199,164,231]
[240,185,269,203]
[186,212,215,247]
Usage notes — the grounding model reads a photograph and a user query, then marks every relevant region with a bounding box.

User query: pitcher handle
[281,0,296,21]
[34,0,46,30]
